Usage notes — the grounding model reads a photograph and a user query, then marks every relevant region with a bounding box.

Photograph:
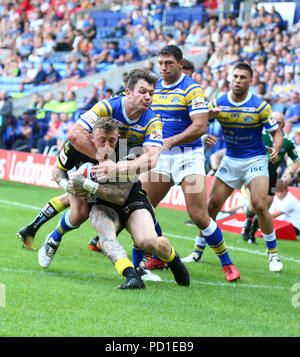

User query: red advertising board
[1,148,300,214]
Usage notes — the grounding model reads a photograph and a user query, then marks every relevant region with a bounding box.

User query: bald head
[272,112,285,129]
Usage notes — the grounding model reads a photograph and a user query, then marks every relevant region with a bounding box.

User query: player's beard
[232,86,248,98]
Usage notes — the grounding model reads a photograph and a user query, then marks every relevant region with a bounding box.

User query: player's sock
[51,210,79,243]
[131,243,145,268]
[250,216,259,236]
[245,207,255,228]
[27,197,66,235]
[201,218,233,266]
[115,258,135,276]
[262,230,278,254]
[159,246,176,263]
[193,236,206,257]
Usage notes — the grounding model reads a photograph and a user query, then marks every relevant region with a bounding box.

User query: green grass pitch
[0,180,299,337]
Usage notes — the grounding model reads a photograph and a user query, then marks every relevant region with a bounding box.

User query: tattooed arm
[70,172,134,205]
[52,163,87,197]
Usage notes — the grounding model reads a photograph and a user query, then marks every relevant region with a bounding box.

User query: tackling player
[38,118,190,289]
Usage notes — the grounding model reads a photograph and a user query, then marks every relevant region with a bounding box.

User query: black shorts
[91,181,155,233]
[268,173,278,196]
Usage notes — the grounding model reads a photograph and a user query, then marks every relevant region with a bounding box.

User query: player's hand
[267,147,278,164]
[161,138,173,151]
[91,160,118,183]
[208,107,221,119]
[202,134,219,149]
[68,173,88,197]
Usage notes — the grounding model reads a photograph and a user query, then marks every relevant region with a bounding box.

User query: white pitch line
[1,199,300,264]
[0,267,285,290]
[164,232,300,264]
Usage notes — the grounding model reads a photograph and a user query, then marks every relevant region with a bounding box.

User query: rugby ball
[77,162,96,180]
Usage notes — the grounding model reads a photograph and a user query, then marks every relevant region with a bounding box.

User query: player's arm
[163,112,208,150]
[270,209,284,219]
[282,159,300,183]
[70,173,134,205]
[68,122,97,159]
[91,145,161,182]
[268,128,284,163]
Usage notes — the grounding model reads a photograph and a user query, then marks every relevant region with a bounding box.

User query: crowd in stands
[0,0,299,183]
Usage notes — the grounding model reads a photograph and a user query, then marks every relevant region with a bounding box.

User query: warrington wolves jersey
[209,91,278,159]
[151,73,208,149]
[78,96,163,151]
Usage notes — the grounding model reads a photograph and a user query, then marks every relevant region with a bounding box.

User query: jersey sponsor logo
[59,150,68,165]
[250,166,264,172]
[191,97,206,110]
[171,96,180,103]
[80,110,98,124]
[149,128,163,141]
[244,116,253,122]
[268,114,276,126]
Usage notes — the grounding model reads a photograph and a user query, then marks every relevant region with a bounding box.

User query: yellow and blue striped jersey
[151,73,208,149]
[78,96,163,151]
[209,91,278,158]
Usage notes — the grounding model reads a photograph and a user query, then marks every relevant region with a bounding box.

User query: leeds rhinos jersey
[151,73,208,149]
[78,96,163,154]
[209,91,278,159]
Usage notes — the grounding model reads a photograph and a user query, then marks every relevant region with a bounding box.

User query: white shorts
[215,155,269,190]
[152,147,206,185]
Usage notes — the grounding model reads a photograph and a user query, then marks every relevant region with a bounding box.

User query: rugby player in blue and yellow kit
[184,62,284,272]
[138,45,240,282]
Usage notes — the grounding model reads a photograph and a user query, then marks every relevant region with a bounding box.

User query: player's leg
[133,171,172,270]
[247,176,283,272]
[38,195,89,268]
[17,193,70,250]
[241,188,255,241]
[182,174,240,281]
[89,204,145,290]
[127,209,190,286]
[248,175,277,244]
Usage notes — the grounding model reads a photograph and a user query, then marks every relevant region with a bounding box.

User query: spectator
[11,111,35,152]
[33,63,47,86]
[56,112,74,151]
[60,90,78,118]
[284,92,300,135]
[270,179,300,236]
[37,112,61,154]
[153,0,165,29]
[0,90,13,148]
[80,86,99,111]
[44,63,61,84]
[20,62,38,85]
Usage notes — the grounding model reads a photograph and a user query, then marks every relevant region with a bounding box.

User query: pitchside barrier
[1,149,299,240]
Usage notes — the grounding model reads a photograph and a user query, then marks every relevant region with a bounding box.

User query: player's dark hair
[93,117,118,134]
[158,45,183,62]
[183,58,195,73]
[126,68,158,91]
[233,62,253,78]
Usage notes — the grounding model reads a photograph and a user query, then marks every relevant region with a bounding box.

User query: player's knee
[252,200,267,216]
[135,235,157,252]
